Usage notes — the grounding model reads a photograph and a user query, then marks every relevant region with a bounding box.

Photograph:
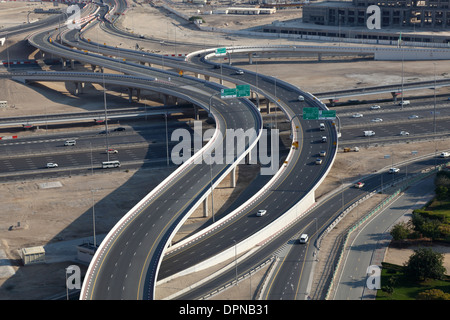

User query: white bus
[102,160,121,168]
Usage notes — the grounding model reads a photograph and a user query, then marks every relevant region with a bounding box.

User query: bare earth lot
[0,1,449,300]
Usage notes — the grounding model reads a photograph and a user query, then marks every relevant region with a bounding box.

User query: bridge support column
[136,89,141,101]
[70,59,75,69]
[266,100,271,114]
[203,197,209,217]
[194,105,199,120]
[329,99,336,107]
[391,92,399,102]
[128,88,133,102]
[74,82,80,96]
[61,58,67,70]
[318,53,322,62]
[162,94,168,105]
[230,166,236,188]
[248,53,253,65]
[204,75,210,81]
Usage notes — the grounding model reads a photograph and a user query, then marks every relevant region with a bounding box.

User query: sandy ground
[0,2,67,29]
[0,1,449,300]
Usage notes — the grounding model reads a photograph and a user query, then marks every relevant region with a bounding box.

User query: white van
[64,140,76,146]
[399,100,410,106]
[364,131,375,137]
[319,123,325,131]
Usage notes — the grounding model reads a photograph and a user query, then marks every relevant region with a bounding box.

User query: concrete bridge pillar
[230,166,236,188]
[248,53,253,65]
[194,105,199,120]
[128,88,133,102]
[203,197,209,217]
[266,100,271,114]
[136,89,141,101]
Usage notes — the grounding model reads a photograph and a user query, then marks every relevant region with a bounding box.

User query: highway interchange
[0,0,449,302]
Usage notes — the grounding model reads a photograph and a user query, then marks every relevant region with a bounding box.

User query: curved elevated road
[23,4,340,300]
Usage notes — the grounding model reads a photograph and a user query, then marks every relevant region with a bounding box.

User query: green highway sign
[221,88,237,99]
[215,47,227,55]
[236,84,251,97]
[303,107,336,120]
[319,110,336,120]
[303,107,319,120]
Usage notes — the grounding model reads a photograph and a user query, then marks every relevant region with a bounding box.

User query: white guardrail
[156,48,339,295]
[78,82,263,299]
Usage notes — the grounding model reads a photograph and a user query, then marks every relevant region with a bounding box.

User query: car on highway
[98,130,110,134]
[352,113,363,118]
[400,131,410,136]
[354,182,365,188]
[399,100,410,106]
[408,115,419,119]
[256,209,267,217]
[319,150,327,157]
[370,105,381,110]
[371,118,383,122]
[107,149,118,154]
[299,234,309,244]
[389,168,400,174]
[46,163,58,168]
[315,158,323,165]
[440,152,450,158]
[114,127,126,132]
[321,136,327,143]
[235,69,244,75]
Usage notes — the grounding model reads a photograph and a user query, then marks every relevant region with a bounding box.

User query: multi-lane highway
[23,5,341,300]
[2,0,449,301]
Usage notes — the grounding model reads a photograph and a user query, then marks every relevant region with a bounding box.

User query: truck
[364,130,375,137]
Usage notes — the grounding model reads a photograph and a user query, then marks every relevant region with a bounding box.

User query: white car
[389,168,400,174]
[107,149,118,154]
[319,150,327,157]
[439,152,450,158]
[352,113,363,118]
[408,115,419,119]
[371,118,383,122]
[299,234,309,244]
[46,163,58,168]
[235,69,244,75]
[354,182,365,188]
[315,158,323,165]
[400,131,409,136]
[370,105,381,110]
[256,209,267,217]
